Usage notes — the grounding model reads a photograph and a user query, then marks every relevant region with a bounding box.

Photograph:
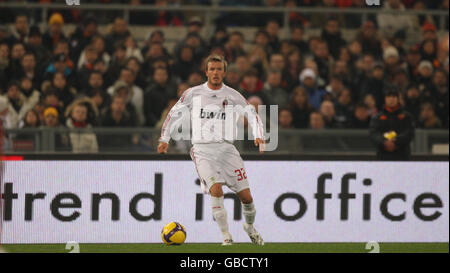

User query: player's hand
[158,142,169,154]
[254,138,265,154]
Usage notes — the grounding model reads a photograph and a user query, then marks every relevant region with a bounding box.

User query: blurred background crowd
[0,0,448,153]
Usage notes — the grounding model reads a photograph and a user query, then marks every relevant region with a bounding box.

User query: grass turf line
[2,243,448,253]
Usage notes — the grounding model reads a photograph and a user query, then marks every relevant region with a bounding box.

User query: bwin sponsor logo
[199,108,226,120]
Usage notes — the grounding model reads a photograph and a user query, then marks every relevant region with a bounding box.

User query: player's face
[206,61,226,87]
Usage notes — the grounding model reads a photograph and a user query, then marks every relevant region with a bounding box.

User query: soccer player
[158,55,265,246]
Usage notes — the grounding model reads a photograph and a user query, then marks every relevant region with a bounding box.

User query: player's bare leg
[210,183,233,245]
[238,189,264,246]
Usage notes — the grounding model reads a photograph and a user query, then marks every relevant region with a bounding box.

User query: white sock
[242,202,256,228]
[211,196,230,238]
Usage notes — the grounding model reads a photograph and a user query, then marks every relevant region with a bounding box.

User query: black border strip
[3,153,449,161]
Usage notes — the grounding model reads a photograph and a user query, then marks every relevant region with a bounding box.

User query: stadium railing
[0,2,448,31]
[3,127,448,155]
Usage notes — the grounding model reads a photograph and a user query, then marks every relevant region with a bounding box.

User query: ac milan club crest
[222,99,228,108]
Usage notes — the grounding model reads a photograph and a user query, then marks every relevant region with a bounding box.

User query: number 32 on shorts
[234,168,247,181]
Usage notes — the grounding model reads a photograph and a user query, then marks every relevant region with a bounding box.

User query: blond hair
[205,54,228,72]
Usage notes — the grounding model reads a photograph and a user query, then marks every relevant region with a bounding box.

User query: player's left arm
[233,92,265,153]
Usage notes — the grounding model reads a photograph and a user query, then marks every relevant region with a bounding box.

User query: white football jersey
[160,82,264,144]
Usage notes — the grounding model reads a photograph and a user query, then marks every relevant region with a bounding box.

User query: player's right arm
[158,89,193,153]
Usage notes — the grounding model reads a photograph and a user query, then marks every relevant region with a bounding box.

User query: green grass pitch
[1,243,448,253]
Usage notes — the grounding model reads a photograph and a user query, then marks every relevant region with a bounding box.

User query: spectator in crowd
[18,108,40,128]
[234,54,251,76]
[0,42,9,92]
[312,40,333,86]
[19,76,40,114]
[107,68,145,126]
[187,70,205,87]
[361,62,391,110]
[369,89,415,160]
[1,81,38,123]
[44,53,74,86]
[0,96,19,148]
[172,45,197,83]
[80,71,104,97]
[325,74,346,101]
[290,25,309,54]
[418,101,442,129]
[391,68,410,94]
[89,88,110,115]
[309,111,325,130]
[52,39,75,70]
[261,69,288,107]
[377,0,415,39]
[253,30,271,55]
[319,100,338,128]
[299,68,326,110]
[7,14,29,45]
[356,21,383,58]
[248,46,270,80]
[105,42,129,84]
[383,46,402,81]
[239,68,265,102]
[26,26,51,69]
[0,26,9,46]
[43,72,77,110]
[210,25,229,48]
[416,60,434,96]
[19,51,43,90]
[285,49,302,92]
[224,31,246,64]
[350,102,371,129]
[404,45,422,80]
[105,17,131,55]
[64,99,99,153]
[224,64,241,90]
[321,17,347,60]
[403,84,422,124]
[334,88,354,128]
[69,15,99,65]
[6,42,26,79]
[279,107,294,129]
[41,106,70,151]
[431,69,449,128]
[288,86,313,129]
[123,35,144,64]
[99,95,138,150]
[43,13,67,53]
[265,20,281,53]
[144,67,177,127]
[77,36,110,71]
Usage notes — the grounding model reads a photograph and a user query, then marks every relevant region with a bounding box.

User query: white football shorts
[189,142,250,194]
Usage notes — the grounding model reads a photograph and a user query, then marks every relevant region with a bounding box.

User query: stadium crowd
[0,0,448,152]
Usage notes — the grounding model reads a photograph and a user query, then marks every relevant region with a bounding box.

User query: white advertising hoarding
[1,160,448,243]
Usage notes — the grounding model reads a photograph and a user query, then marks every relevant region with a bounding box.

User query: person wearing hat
[369,88,415,160]
[299,68,326,110]
[42,13,67,52]
[44,52,73,82]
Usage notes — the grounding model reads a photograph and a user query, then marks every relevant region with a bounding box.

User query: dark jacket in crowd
[369,106,415,160]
